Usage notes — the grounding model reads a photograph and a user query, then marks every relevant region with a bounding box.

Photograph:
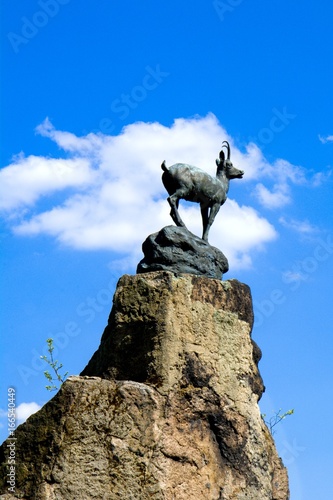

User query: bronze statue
[161,141,244,242]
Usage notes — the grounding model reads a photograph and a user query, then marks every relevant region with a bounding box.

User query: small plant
[261,408,294,435]
[40,338,68,391]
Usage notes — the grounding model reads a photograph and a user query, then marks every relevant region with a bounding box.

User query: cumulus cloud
[1,114,316,269]
[254,183,291,209]
[208,200,277,268]
[0,154,94,212]
[16,402,41,423]
[0,402,41,428]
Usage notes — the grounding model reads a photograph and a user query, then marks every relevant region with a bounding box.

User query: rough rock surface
[0,272,289,499]
[137,225,229,279]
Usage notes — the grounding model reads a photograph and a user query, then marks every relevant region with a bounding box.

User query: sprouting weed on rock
[40,338,68,391]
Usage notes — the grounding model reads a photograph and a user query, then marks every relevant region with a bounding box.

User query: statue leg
[201,205,209,240]
[167,195,186,227]
[202,203,220,241]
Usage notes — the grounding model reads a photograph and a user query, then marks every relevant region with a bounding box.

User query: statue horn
[221,141,231,160]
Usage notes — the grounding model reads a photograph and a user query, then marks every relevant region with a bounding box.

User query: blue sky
[1,1,333,498]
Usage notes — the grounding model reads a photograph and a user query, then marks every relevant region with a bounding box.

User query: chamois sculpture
[161,141,244,242]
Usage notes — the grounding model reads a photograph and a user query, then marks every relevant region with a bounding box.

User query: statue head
[216,141,244,179]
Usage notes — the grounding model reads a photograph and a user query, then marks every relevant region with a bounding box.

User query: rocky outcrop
[0,272,289,499]
[137,226,229,279]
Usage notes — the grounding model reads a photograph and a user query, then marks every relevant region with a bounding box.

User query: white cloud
[16,402,41,423]
[0,114,313,269]
[250,156,311,209]
[0,154,94,212]
[279,217,319,234]
[0,402,42,428]
[36,117,106,155]
[311,169,332,187]
[254,183,291,209]
[212,200,277,268]
[0,409,7,418]
[319,134,333,144]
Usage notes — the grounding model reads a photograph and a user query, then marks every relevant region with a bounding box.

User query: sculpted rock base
[0,272,289,499]
[137,226,229,279]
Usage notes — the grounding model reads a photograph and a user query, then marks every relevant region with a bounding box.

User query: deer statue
[161,141,244,242]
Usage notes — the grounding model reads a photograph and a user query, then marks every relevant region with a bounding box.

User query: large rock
[137,225,229,279]
[0,272,289,499]
[81,272,262,397]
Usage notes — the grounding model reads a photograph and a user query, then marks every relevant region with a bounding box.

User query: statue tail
[161,160,168,172]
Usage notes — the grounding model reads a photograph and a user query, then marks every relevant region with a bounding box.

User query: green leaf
[41,338,69,392]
